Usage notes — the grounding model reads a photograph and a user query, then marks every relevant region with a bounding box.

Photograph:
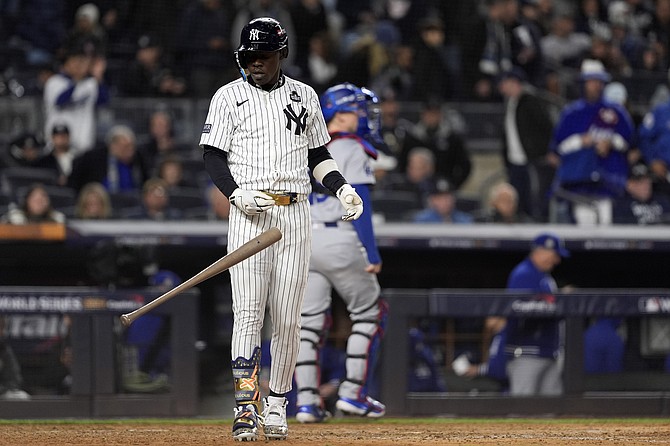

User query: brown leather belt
[263,191,306,206]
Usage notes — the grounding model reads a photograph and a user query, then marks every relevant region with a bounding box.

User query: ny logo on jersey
[249,29,260,41]
[284,104,307,136]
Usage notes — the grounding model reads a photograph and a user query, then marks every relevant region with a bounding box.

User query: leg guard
[339,298,388,400]
[294,309,331,407]
[232,346,262,411]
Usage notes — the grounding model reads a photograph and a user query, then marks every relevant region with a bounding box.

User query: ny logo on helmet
[284,105,307,136]
[249,29,260,41]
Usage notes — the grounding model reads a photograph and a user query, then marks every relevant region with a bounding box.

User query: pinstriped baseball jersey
[200,76,330,193]
[200,73,330,396]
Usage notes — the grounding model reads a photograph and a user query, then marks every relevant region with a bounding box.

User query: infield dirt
[0,419,668,445]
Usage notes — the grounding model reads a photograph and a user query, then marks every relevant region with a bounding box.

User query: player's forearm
[309,146,347,194]
[203,145,239,198]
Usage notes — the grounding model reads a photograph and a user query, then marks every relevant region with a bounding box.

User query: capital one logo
[249,29,260,41]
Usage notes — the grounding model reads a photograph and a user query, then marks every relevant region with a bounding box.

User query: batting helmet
[235,17,289,70]
[320,83,364,123]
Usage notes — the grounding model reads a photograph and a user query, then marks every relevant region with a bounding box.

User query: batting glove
[336,184,364,221]
[229,188,275,215]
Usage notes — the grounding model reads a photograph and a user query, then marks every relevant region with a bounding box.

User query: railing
[0,286,199,418]
[380,289,670,416]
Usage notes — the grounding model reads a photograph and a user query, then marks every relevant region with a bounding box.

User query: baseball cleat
[232,403,261,441]
[336,396,386,418]
[295,404,331,423]
[262,396,288,440]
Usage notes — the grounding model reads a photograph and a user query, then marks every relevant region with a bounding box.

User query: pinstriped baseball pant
[228,201,311,394]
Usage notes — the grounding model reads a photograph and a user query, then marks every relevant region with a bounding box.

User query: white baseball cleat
[262,396,288,440]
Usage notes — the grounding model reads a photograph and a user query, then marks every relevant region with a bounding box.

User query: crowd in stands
[3,0,670,225]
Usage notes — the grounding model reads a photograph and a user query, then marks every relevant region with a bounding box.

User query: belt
[262,191,307,206]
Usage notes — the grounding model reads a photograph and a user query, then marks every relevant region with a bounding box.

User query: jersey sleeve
[305,88,331,149]
[199,89,234,152]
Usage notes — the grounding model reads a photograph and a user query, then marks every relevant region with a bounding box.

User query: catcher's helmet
[235,17,289,70]
[320,83,365,123]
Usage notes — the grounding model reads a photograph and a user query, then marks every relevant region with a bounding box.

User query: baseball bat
[119,227,282,327]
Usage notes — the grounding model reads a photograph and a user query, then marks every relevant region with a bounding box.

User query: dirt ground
[1,419,669,446]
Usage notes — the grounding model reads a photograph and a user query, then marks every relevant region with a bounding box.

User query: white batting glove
[229,188,275,215]
[336,184,363,221]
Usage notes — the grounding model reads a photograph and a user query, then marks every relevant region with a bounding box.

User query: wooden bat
[119,227,282,327]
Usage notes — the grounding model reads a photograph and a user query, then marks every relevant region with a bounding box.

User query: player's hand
[229,188,275,215]
[336,184,363,221]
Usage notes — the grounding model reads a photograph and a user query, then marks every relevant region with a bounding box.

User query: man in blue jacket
[505,232,569,396]
[550,59,634,224]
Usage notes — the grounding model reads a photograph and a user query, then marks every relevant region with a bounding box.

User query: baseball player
[199,17,363,442]
[294,83,387,423]
[504,232,569,396]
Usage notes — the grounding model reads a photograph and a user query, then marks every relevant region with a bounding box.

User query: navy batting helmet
[235,17,289,70]
[320,83,365,123]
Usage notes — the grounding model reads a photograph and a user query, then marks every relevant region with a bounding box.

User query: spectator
[504,232,570,396]
[575,0,610,37]
[478,0,545,90]
[123,178,182,221]
[398,101,471,192]
[289,0,330,77]
[73,182,113,219]
[175,0,233,98]
[497,68,555,220]
[371,44,414,101]
[119,34,186,98]
[476,182,535,223]
[35,124,75,186]
[413,177,474,224]
[612,162,670,224]
[156,155,190,190]
[138,109,191,171]
[68,125,149,193]
[62,3,107,58]
[43,37,109,156]
[10,0,66,66]
[1,133,46,168]
[410,16,453,102]
[378,146,435,204]
[541,13,592,73]
[1,183,66,224]
[584,317,625,374]
[549,59,635,224]
[645,0,670,71]
[638,77,670,194]
[303,30,339,93]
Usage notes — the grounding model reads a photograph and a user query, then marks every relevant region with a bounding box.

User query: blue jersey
[551,99,633,197]
[504,258,560,360]
[639,100,670,166]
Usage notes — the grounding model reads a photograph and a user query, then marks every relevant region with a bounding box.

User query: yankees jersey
[43,74,107,155]
[309,134,376,223]
[199,75,330,194]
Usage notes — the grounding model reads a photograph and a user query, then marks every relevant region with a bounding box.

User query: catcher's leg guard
[232,346,262,410]
[295,309,331,407]
[339,298,388,400]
